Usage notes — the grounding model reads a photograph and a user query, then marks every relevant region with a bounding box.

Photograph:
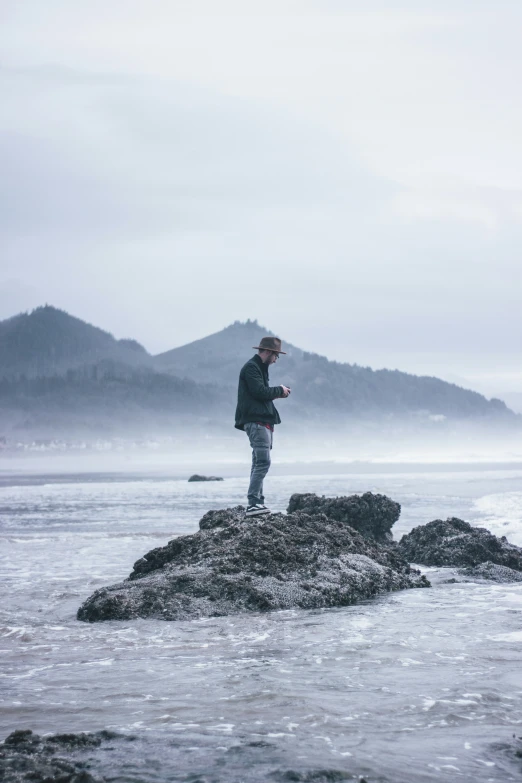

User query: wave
[472,492,522,546]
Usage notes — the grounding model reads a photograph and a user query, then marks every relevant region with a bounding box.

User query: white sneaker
[245,504,270,517]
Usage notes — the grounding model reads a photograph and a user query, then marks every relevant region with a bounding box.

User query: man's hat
[253,336,286,354]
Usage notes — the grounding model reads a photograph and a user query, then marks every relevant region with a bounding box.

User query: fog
[2,417,521,480]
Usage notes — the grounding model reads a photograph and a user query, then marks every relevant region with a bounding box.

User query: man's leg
[249,441,258,502]
[245,423,272,507]
[258,427,273,505]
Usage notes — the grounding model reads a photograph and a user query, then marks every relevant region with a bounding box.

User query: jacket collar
[253,354,268,374]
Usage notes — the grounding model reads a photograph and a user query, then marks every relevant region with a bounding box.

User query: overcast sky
[1,1,521,394]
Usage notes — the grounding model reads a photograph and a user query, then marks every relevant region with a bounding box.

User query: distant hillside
[0,307,233,437]
[0,305,151,380]
[0,308,515,439]
[497,391,522,415]
[154,320,511,421]
[0,358,228,436]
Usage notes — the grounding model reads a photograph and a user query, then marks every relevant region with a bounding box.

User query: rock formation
[0,729,119,783]
[287,492,400,542]
[462,562,522,582]
[77,505,429,623]
[188,474,224,482]
[397,517,522,574]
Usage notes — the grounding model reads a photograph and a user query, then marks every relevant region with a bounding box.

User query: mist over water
[3,422,522,475]
[1,462,522,781]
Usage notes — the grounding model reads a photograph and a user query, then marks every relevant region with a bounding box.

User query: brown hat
[253,336,287,354]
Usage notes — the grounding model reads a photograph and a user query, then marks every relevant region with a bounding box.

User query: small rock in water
[489,734,522,772]
[275,769,361,781]
[0,728,121,783]
[462,561,522,583]
[397,517,522,578]
[77,499,429,623]
[188,474,224,482]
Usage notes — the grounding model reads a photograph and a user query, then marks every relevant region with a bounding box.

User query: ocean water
[1,465,522,782]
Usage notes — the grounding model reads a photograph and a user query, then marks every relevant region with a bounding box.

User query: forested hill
[0,308,514,438]
[154,319,510,420]
[0,305,151,380]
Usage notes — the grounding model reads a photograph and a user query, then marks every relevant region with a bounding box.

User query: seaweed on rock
[0,729,122,783]
[287,492,400,542]
[397,517,522,571]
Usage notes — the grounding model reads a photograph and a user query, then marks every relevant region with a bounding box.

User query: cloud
[0,64,391,241]
[0,2,521,388]
[392,179,522,231]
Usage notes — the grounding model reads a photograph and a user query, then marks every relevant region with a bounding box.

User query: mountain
[154,319,303,383]
[154,319,511,421]
[0,305,151,380]
[0,308,515,440]
[0,306,230,438]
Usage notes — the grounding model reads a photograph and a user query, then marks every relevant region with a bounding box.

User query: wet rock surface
[1,730,376,783]
[0,729,120,783]
[4,727,517,783]
[397,517,522,576]
[273,771,368,782]
[462,561,522,582]
[77,504,429,622]
[489,735,522,774]
[188,474,224,482]
[286,492,400,542]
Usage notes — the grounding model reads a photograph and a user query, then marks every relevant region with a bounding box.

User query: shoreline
[1,457,522,484]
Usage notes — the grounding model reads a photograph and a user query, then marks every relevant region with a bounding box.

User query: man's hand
[280,385,292,397]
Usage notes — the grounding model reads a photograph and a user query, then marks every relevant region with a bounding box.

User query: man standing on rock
[235,337,291,517]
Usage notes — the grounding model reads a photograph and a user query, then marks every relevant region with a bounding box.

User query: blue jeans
[245,422,273,506]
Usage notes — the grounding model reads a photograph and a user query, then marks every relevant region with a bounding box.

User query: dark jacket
[235,354,283,430]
